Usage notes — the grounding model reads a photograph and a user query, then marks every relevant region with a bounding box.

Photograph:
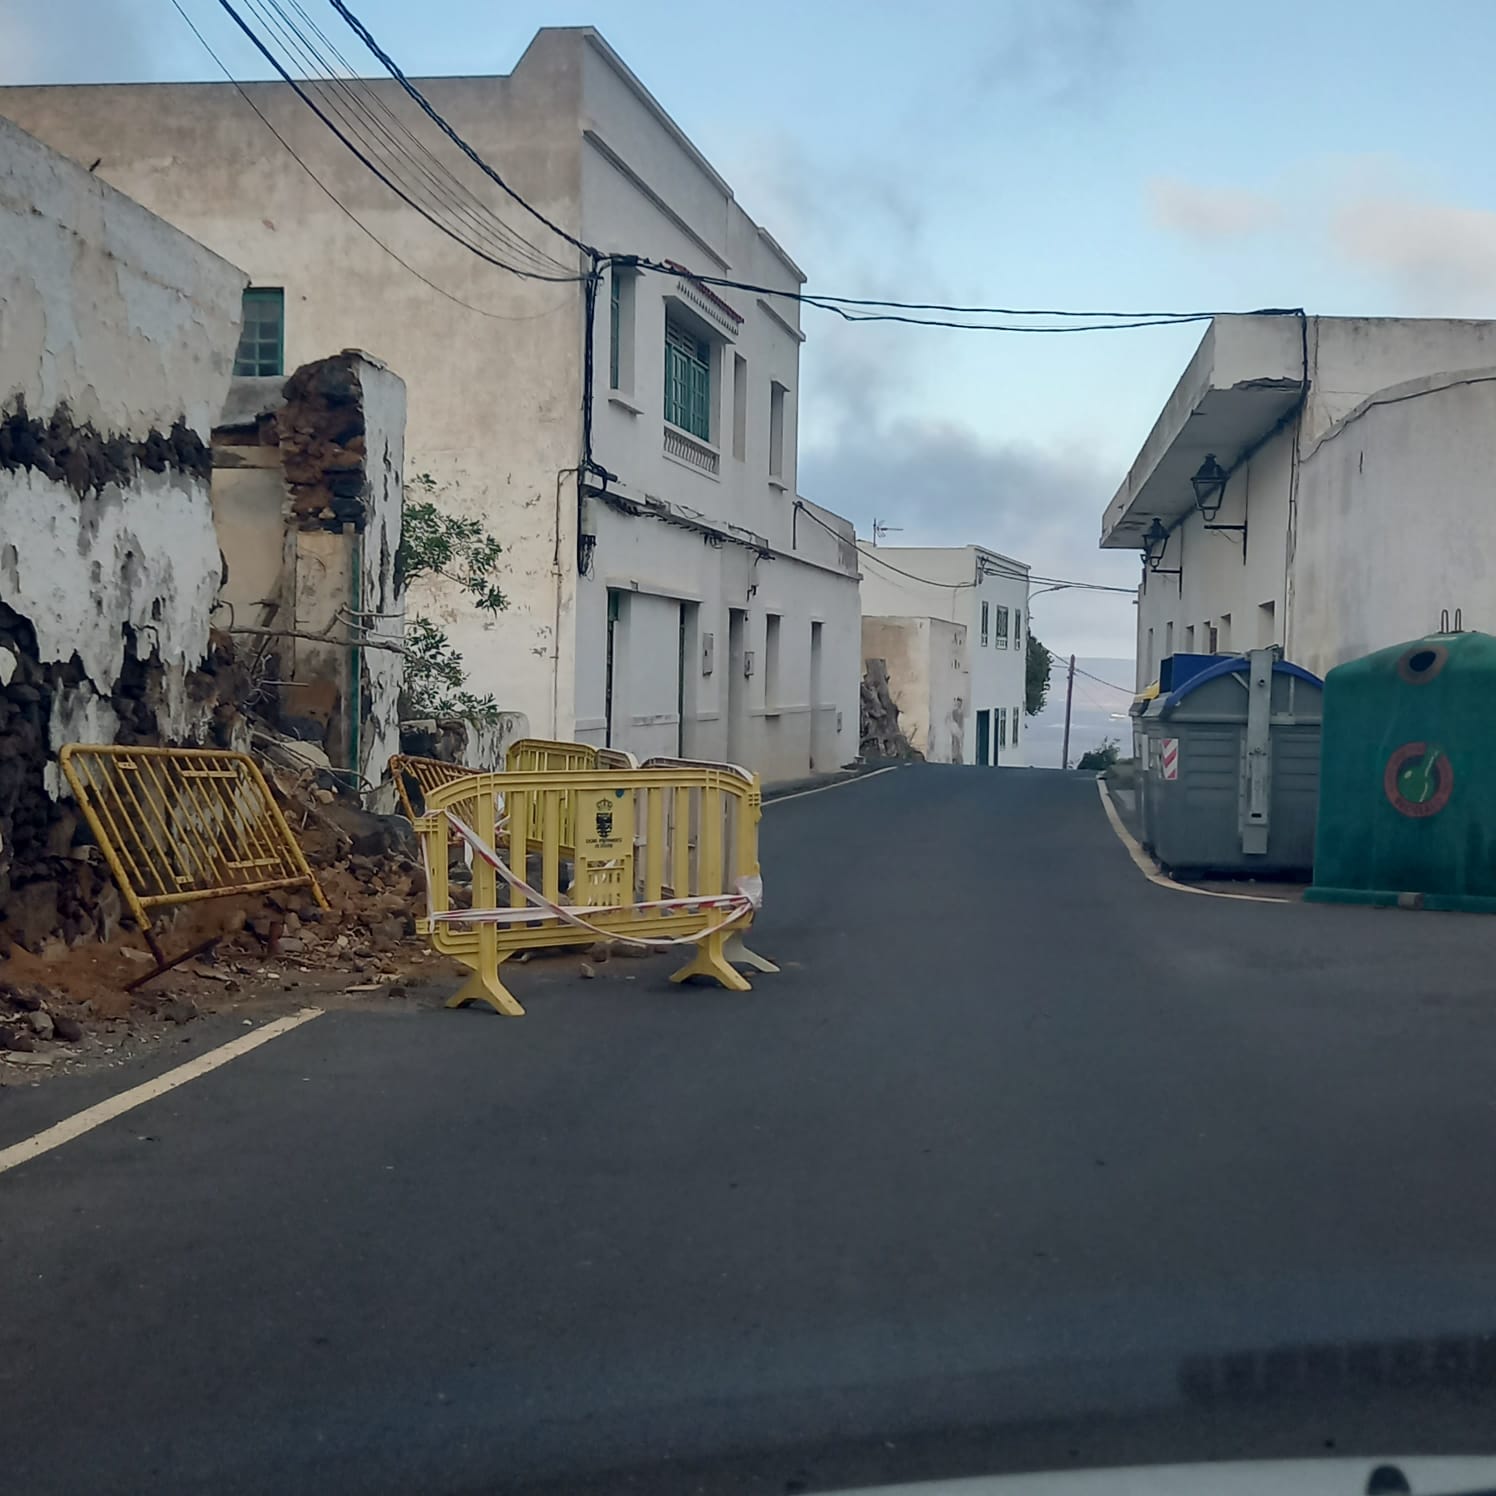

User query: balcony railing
[663,424,720,477]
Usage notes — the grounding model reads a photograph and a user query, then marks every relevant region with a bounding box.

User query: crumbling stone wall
[0,115,246,952]
[210,352,405,796]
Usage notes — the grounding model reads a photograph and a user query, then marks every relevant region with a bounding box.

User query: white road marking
[1095,778,1289,906]
[0,1006,324,1178]
[767,765,900,805]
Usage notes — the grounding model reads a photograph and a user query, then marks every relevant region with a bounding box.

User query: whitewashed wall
[862,615,969,764]
[0,114,243,772]
[1293,370,1496,677]
[1126,317,1496,689]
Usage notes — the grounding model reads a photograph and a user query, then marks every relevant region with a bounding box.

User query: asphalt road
[8,765,1496,1494]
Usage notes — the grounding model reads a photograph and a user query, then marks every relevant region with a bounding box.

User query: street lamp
[1188,452,1248,555]
[1190,454,1229,519]
[1142,517,1181,580]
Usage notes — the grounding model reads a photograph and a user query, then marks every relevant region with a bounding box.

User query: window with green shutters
[664,319,711,441]
[234,287,284,377]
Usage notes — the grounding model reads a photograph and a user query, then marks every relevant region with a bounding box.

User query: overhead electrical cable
[318,0,1303,334]
[211,0,586,283]
[786,506,1132,596]
[325,0,598,260]
[265,0,573,276]
[239,0,573,278]
[171,0,573,320]
[1071,665,1135,694]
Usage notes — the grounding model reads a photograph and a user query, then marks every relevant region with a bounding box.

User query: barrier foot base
[670,932,753,992]
[125,933,223,993]
[445,966,526,1016]
[724,933,778,974]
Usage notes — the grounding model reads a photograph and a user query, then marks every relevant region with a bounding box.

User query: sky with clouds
[8,0,1496,660]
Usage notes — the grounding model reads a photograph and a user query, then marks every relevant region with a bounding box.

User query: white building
[1103,314,1496,688]
[857,543,1030,765]
[0,27,861,784]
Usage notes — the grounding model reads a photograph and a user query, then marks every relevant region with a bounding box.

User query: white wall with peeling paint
[0,115,244,779]
[354,356,406,791]
[0,115,242,441]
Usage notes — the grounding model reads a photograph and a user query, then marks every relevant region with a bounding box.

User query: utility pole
[1061,653,1076,769]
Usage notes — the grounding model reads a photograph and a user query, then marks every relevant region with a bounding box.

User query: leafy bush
[1077,737,1121,771]
[1026,631,1053,717]
[396,473,508,721]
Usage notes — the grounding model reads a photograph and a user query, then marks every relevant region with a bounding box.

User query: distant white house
[1101,313,1496,686]
[2,27,861,784]
[858,543,1031,766]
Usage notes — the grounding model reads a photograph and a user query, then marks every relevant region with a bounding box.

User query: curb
[1095,777,1289,906]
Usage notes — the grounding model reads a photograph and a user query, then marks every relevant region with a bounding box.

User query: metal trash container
[1137,648,1324,877]
[1308,627,1496,911]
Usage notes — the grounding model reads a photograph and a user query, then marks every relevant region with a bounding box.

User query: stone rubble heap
[860,658,920,761]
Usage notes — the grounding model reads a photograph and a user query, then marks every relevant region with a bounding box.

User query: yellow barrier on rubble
[389,753,481,821]
[417,765,770,1016]
[58,744,329,986]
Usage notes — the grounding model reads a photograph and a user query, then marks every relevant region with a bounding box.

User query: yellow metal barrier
[642,755,752,781]
[389,753,481,821]
[58,744,329,986]
[417,766,770,1016]
[503,739,598,857]
[637,757,775,975]
[505,738,598,773]
[596,747,639,770]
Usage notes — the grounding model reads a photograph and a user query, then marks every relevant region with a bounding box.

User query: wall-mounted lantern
[1190,454,1229,519]
[1189,452,1248,556]
[1142,516,1181,582]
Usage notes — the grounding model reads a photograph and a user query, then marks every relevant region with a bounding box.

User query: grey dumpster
[1136,648,1324,877]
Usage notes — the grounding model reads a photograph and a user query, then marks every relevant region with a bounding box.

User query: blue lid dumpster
[1136,649,1324,877]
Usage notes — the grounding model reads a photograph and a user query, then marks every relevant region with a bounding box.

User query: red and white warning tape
[422,808,760,949]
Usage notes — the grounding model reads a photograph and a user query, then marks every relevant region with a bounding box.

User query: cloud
[971,0,1138,106]
[725,125,1139,658]
[1148,177,1282,242]
[728,133,947,308]
[1331,194,1496,313]
[0,0,152,85]
[798,415,1139,659]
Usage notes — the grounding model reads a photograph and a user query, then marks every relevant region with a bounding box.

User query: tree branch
[225,625,406,654]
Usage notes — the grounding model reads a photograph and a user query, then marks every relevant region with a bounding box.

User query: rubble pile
[0,618,250,958]
[0,728,454,1081]
[0,974,85,1071]
[860,658,920,761]
[213,754,431,975]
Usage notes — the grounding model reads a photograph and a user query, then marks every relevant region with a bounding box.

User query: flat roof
[1099,315,1305,549]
